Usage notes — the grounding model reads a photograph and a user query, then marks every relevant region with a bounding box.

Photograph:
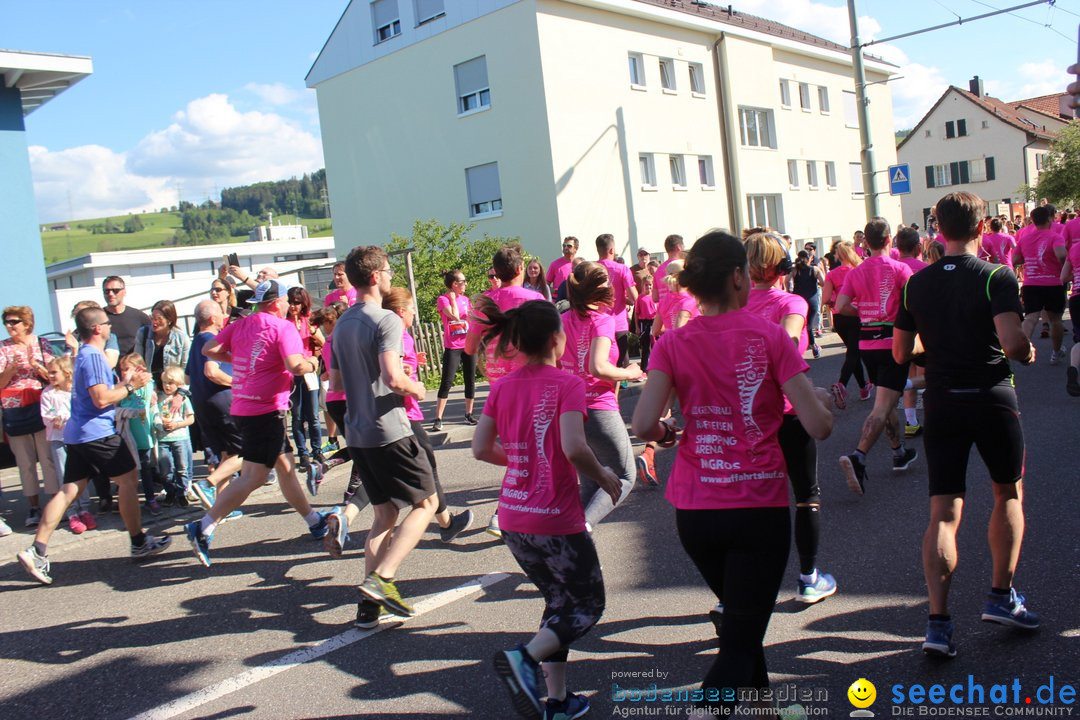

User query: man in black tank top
[894,191,1039,659]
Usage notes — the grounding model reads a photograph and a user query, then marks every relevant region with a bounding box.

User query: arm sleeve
[481,381,500,418]
[648,333,674,377]
[560,375,588,417]
[378,313,404,355]
[988,267,1024,318]
[895,279,917,332]
[277,321,304,359]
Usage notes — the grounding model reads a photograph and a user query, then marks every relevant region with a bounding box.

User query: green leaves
[1028,121,1080,209]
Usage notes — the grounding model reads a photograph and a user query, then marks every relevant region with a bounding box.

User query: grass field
[41,212,333,264]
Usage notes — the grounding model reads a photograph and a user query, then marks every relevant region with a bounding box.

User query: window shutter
[949,162,960,185]
[466,163,500,205]
[416,0,444,22]
[985,157,995,181]
[945,121,955,139]
[454,56,488,97]
[372,0,397,27]
[957,119,967,136]
[925,165,935,189]
[958,161,970,184]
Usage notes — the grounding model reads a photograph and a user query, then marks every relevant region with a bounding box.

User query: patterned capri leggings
[502,530,606,663]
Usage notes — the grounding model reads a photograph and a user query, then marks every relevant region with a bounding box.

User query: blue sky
[3,0,1077,222]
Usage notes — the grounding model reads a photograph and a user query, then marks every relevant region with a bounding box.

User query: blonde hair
[161,365,185,386]
[664,259,685,292]
[744,232,786,283]
[834,241,862,268]
[47,355,73,380]
[118,352,147,373]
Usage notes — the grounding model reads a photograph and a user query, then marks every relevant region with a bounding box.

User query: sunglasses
[103,287,124,295]
[210,286,226,293]
[4,319,22,326]
[487,274,497,280]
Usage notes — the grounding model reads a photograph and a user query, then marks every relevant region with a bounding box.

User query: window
[465,162,502,217]
[825,161,837,189]
[659,58,676,92]
[849,162,864,194]
[1036,153,1046,171]
[924,129,931,138]
[799,82,811,111]
[818,86,830,114]
[454,56,490,115]
[925,163,952,189]
[968,158,986,183]
[669,155,686,188]
[982,120,990,129]
[945,121,955,139]
[372,0,401,43]
[628,53,645,88]
[843,90,858,128]
[414,0,444,24]
[747,195,784,232]
[639,153,657,188]
[780,79,791,108]
[806,161,819,189]
[957,119,967,136]
[738,107,776,148]
[698,156,715,188]
[688,63,705,95]
[787,160,800,188]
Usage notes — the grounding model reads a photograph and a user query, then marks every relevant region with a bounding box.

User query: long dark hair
[287,286,312,317]
[567,261,613,316]
[472,296,561,360]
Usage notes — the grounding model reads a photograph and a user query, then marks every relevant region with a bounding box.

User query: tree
[123,215,145,233]
[384,219,518,325]
[1026,121,1080,209]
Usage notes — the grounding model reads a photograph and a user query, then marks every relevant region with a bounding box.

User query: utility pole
[848,0,878,221]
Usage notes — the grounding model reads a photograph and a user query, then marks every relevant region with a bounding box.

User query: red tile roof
[1007,92,1071,121]
[954,87,1056,140]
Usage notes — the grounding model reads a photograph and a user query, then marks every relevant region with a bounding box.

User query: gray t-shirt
[331,300,412,448]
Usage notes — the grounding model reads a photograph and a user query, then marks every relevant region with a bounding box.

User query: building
[306,0,901,262]
[897,77,1072,225]
[1,49,93,333]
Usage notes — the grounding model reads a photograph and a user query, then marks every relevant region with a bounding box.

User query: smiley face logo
[848,678,876,709]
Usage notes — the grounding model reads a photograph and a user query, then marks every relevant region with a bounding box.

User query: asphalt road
[1,329,1077,720]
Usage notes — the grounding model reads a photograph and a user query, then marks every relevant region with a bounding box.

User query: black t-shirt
[105,305,150,356]
[895,254,1023,389]
[792,265,819,299]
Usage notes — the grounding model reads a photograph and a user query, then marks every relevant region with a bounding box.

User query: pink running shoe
[831,382,847,410]
[79,511,98,530]
[859,383,874,401]
[68,514,87,534]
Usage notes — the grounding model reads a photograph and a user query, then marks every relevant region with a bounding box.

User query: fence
[412,321,446,384]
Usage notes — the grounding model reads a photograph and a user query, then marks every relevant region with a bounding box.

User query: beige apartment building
[307,0,901,261]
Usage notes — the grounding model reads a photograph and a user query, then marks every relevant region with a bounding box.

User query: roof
[1008,92,1071,121]
[0,49,93,116]
[897,85,1055,151]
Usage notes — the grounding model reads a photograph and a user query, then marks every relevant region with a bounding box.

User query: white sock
[905,408,918,425]
[800,569,818,584]
[199,515,217,536]
[305,510,322,526]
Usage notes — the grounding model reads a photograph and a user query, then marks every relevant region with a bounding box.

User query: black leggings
[676,507,790,714]
[326,399,369,509]
[502,530,605,663]
[637,319,654,370]
[615,331,629,368]
[834,313,867,388]
[779,415,820,575]
[437,348,476,401]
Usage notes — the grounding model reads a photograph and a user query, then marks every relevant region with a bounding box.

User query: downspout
[714,33,742,234]
[1022,135,1037,194]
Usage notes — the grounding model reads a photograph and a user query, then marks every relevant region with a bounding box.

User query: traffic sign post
[888,163,911,196]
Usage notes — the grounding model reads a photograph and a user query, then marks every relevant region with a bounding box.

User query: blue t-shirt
[65,343,117,444]
[186,331,232,407]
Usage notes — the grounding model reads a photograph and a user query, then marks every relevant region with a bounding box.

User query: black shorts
[236,411,292,469]
[860,348,909,393]
[64,434,136,483]
[1021,284,1066,316]
[349,436,436,506]
[1070,294,1080,343]
[197,392,242,457]
[923,383,1025,496]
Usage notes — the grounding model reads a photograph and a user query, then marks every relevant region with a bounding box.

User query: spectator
[210,272,245,325]
[523,258,552,301]
[325,261,357,307]
[286,286,326,469]
[102,276,150,356]
[632,248,652,294]
[546,236,578,291]
[40,355,97,533]
[228,265,279,306]
[115,353,160,515]
[65,300,119,368]
[134,300,190,391]
[433,269,477,431]
[155,365,195,506]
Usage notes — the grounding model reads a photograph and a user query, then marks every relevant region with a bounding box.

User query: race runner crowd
[4,190,1079,720]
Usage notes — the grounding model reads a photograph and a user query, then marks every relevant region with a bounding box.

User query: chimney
[969,75,984,97]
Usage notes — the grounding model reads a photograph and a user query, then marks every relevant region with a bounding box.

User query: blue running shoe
[306,461,323,496]
[192,480,216,511]
[184,521,212,567]
[494,645,542,720]
[796,571,838,604]
[981,588,1039,630]
[922,618,957,658]
[544,692,589,720]
[308,511,329,540]
[225,509,243,519]
[324,506,350,557]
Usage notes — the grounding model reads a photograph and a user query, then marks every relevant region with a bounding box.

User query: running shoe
[79,511,97,530]
[922,618,957,658]
[904,423,923,438]
[192,480,216,510]
[981,588,1039,629]
[320,440,339,454]
[811,345,821,359]
[308,511,330,540]
[184,521,213,567]
[146,498,163,516]
[358,572,415,617]
[494,644,543,720]
[830,382,847,410]
[893,448,919,471]
[354,598,385,629]
[68,514,87,535]
[131,534,172,560]
[25,508,41,527]
[17,546,52,585]
[486,513,503,540]
[708,602,724,635]
[859,383,874,401]
[796,571,837,604]
[325,456,348,470]
[635,449,659,487]
[432,418,443,431]
[544,692,589,720]
[464,413,478,426]
[306,462,323,497]
[324,506,350,557]
[440,509,474,543]
[1067,366,1080,397]
[0,517,11,537]
[839,454,867,495]
[1049,349,1066,366]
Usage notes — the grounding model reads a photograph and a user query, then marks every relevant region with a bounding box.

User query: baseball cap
[248,279,289,305]
[637,248,650,256]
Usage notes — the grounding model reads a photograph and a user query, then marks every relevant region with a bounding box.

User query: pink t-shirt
[980,233,1016,267]
[838,255,913,350]
[1064,217,1080,249]
[482,364,588,535]
[598,258,634,332]
[657,291,699,333]
[559,309,619,412]
[467,284,545,384]
[649,311,809,511]
[401,330,424,422]
[324,287,357,307]
[898,256,929,273]
[1069,243,1080,297]
[1017,228,1066,286]
[653,258,674,301]
[437,293,471,350]
[635,294,657,320]
[322,334,346,402]
[546,257,574,291]
[825,265,853,307]
[744,287,808,414]
[215,312,304,416]
[889,247,901,260]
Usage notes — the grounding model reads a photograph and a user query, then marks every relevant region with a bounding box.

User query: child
[634,274,657,371]
[116,353,160,514]
[39,356,97,534]
[471,297,620,720]
[154,365,194,506]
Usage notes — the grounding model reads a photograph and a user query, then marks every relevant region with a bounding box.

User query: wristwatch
[124,383,135,395]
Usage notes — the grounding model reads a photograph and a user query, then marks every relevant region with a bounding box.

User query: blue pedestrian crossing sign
[888,163,911,195]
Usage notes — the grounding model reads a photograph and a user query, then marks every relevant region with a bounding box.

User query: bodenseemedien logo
[849,678,878,717]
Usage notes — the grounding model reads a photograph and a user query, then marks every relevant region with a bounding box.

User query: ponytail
[472,296,561,360]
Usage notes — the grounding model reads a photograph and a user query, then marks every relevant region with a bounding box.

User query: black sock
[929,613,950,622]
[131,532,147,547]
[991,587,1010,596]
[794,505,820,576]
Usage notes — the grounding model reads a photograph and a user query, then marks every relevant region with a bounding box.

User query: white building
[897,77,1069,225]
[306,0,901,261]
[45,234,336,334]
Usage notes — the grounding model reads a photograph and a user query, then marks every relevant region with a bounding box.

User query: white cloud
[243,82,304,106]
[1012,60,1073,100]
[30,93,324,223]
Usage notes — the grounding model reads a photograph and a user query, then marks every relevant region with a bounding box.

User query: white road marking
[127,572,510,720]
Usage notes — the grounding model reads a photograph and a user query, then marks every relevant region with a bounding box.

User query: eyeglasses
[103,287,124,295]
[562,244,574,249]
[95,321,112,327]
[487,274,497,280]
[3,319,22,326]
[377,267,394,277]
[210,287,226,293]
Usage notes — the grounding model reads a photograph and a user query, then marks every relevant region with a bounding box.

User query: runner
[789,250,824,358]
[744,232,837,604]
[17,307,170,585]
[183,279,329,568]
[1060,238,1080,396]
[894,191,1039,657]
[822,242,871,408]
[651,234,685,303]
[595,234,638,368]
[631,230,832,717]
[895,226,929,437]
[834,218,918,494]
[1014,205,1068,365]
[432,269,476,431]
[980,218,1017,266]
[471,297,620,720]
